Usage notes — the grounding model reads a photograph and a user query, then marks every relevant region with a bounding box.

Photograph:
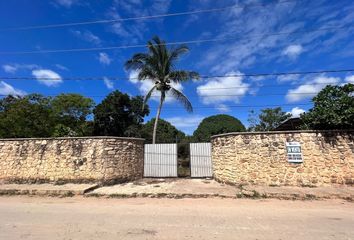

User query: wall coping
[0,136,145,142]
[211,129,354,139]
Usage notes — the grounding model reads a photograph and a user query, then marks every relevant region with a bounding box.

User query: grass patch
[177,166,190,178]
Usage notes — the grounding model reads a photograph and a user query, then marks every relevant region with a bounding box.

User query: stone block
[0,137,144,184]
[211,131,354,186]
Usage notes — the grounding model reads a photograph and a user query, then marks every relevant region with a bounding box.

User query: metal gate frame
[143,144,178,177]
[190,142,213,178]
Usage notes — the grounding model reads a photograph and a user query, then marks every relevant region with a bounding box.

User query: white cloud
[54,0,78,8]
[55,64,69,71]
[106,1,172,43]
[2,64,38,74]
[345,75,354,83]
[98,53,112,65]
[288,107,306,117]
[0,81,26,96]
[196,71,249,110]
[32,69,63,87]
[286,75,340,102]
[277,74,300,82]
[71,30,101,45]
[216,104,230,112]
[195,1,354,73]
[128,70,183,103]
[249,76,267,82]
[103,77,114,90]
[128,70,139,84]
[165,115,204,134]
[2,65,17,74]
[197,2,302,73]
[282,44,303,59]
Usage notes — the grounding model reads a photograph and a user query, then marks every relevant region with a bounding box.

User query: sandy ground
[1,179,353,200]
[90,178,237,197]
[0,196,353,240]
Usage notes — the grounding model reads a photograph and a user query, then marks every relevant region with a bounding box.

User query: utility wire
[1,68,353,82]
[0,25,350,55]
[0,96,312,110]
[194,82,341,91]
[109,103,314,110]
[0,0,298,31]
[136,92,332,98]
[0,92,326,99]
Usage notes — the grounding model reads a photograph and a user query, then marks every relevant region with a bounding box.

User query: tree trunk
[152,92,165,144]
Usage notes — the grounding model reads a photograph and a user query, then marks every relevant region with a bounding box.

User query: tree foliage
[93,90,149,137]
[141,118,185,143]
[125,36,199,143]
[301,83,354,130]
[0,93,94,138]
[193,114,245,142]
[51,93,94,136]
[248,107,291,131]
[0,94,54,138]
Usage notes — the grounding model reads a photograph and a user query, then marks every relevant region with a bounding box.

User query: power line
[1,68,353,83]
[0,92,324,99]
[155,92,328,98]
[202,69,354,79]
[195,82,340,91]
[113,103,314,110]
[0,0,298,31]
[0,95,312,110]
[0,25,350,55]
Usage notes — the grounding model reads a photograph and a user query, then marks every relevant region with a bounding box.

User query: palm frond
[189,71,200,81]
[146,36,170,81]
[156,38,168,79]
[152,36,161,44]
[138,67,158,81]
[147,40,159,59]
[169,45,189,62]
[143,86,157,110]
[169,70,200,83]
[124,53,149,70]
[169,87,193,113]
[125,36,199,115]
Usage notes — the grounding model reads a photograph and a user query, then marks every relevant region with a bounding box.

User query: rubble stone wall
[211,131,354,186]
[0,137,144,184]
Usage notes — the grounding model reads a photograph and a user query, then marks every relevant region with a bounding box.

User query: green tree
[93,90,149,137]
[141,118,185,143]
[248,107,291,131]
[0,94,54,138]
[193,114,245,142]
[125,36,199,143]
[301,83,354,129]
[51,93,95,136]
[52,124,78,137]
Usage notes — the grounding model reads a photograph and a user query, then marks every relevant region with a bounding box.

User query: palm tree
[125,36,199,144]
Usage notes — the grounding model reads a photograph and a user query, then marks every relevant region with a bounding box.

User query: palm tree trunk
[152,92,165,144]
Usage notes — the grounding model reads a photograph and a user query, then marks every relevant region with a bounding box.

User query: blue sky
[0,0,353,134]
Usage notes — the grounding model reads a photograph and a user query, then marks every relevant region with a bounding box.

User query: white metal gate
[190,143,213,178]
[144,144,178,177]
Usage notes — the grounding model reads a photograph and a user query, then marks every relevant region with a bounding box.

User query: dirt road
[0,197,353,240]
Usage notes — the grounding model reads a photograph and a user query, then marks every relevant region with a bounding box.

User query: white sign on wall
[286,142,303,163]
